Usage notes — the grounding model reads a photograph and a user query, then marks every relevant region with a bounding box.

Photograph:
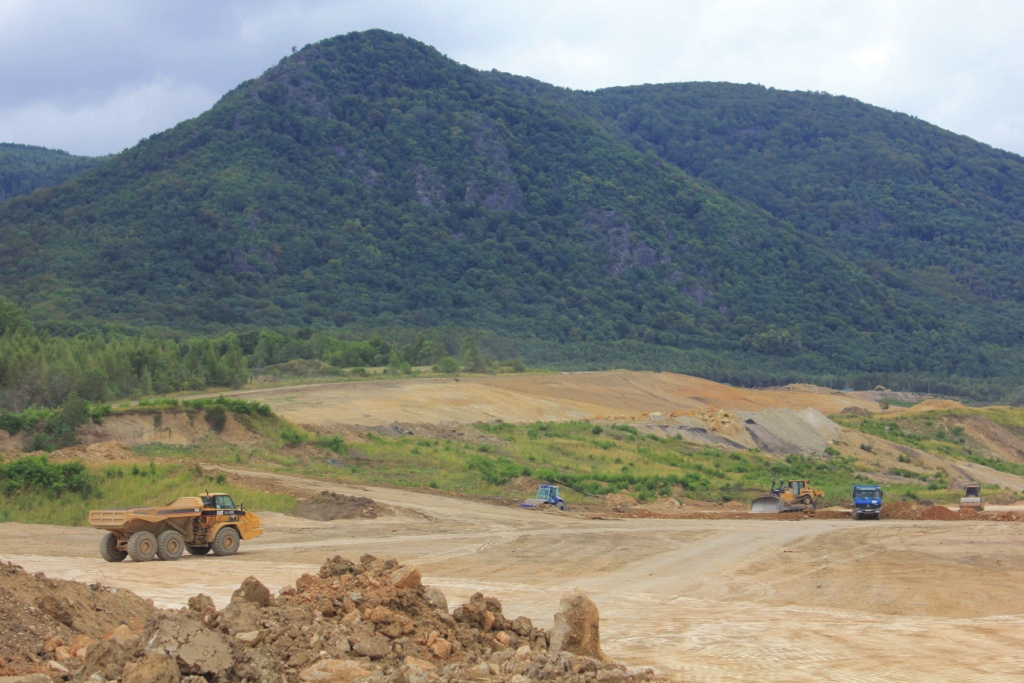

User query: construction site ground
[3,371,1024,681]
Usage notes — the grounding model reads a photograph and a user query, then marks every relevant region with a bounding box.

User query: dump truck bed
[88,497,204,532]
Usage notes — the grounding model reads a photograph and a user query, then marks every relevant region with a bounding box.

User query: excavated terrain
[4,371,1024,681]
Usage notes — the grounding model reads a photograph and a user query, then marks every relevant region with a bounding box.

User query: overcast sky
[2,0,1023,158]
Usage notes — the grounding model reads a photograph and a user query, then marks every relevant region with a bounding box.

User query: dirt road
[6,471,1024,682]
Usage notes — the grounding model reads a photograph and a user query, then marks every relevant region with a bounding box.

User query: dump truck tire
[127,531,158,562]
[157,530,185,561]
[99,532,127,562]
[212,527,240,556]
[556,501,568,511]
[186,544,211,555]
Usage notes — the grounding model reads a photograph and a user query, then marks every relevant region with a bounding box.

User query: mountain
[0,143,107,201]
[0,30,1022,392]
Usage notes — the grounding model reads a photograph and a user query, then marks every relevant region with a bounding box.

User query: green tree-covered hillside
[1,30,1023,393]
[0,143,107,201]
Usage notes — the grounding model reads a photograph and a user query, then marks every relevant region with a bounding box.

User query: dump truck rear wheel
[186,544,211,555]
[127,531,158,562]
[99,532,127,562]
[212,527,240,556]
[157,530,185,561]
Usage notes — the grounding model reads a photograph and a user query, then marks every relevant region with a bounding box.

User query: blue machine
[852,484,883,520]
[521,484,568,511]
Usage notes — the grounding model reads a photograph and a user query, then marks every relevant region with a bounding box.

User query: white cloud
[0,78,217,156]
[2,0,1024,156]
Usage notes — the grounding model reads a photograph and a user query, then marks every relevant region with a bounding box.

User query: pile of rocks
[25,554,663,683]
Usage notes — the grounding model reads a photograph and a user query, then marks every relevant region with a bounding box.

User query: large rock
[549,589,606,661]
[298,658,372,682]
[122,650,181,683]
[231,576,273,607]
[146,614,233,678]
[219,600,261,635]
[423,585,449,613]
[352,634,391,659]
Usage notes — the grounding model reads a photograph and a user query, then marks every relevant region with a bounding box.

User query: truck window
[214,495,235,510]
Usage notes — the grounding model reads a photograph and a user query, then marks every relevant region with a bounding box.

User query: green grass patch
[834,408,1024,478]
[0,457,296,526]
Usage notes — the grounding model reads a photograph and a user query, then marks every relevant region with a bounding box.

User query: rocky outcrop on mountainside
[0,555,664,683]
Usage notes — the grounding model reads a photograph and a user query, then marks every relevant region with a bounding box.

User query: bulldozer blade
[749,495,783,514]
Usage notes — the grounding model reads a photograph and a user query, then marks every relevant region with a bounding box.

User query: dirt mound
[604,493,637,512]
[2,555,665,682]
[880,501,918,520]
[0,560,156,678]
[905,399,967,412]
[292,491,389,520]
[920,505,959,520]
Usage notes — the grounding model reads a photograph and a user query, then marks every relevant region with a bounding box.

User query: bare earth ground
[6,474,1024,682]
[208,370,883,428]
[4,371,1024,681]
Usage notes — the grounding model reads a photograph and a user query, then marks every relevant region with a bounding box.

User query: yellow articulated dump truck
[89,492,263,562]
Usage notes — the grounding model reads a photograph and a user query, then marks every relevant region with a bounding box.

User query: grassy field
[6,400,1019,526]
[126,418,965,508]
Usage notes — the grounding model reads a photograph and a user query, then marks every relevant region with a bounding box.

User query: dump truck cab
[852,485,883,520]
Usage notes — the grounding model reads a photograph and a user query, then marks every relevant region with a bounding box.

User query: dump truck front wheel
[99,532,127,562]
[186,545,211,555]
[157,530,185,561]
[212,527,240,556]
[127,531,158,562]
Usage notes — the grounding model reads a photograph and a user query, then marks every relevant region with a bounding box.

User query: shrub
[280,425,308,445]
[0,456,94,497]
[204,405,228,432]
[317,435,348,455]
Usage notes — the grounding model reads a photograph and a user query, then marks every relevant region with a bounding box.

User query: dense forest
[0,143,106,201]
[1,30,1023,401]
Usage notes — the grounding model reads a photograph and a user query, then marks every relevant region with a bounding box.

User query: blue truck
[852,485,883,520]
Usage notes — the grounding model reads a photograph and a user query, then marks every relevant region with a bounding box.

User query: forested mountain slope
[0,143,106,201]
[0,30,1022,391]
[589,83,1024,306]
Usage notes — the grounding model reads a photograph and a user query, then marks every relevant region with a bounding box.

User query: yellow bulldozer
[89,492,263,562]
[750,479,825,513]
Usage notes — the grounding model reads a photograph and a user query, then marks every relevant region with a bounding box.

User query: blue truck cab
[852,485,883,520]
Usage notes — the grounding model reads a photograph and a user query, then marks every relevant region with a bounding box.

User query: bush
[317,435,348,455]
[0,455,94,497]
[204,405,228,432]
[433,356,460,374]
[280,425,308,445]
[467,455,524,486]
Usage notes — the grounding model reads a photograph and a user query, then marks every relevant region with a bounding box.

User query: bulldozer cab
[775,480,810,502]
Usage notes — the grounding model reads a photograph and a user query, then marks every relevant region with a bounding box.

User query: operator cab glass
[214,495,235,510]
